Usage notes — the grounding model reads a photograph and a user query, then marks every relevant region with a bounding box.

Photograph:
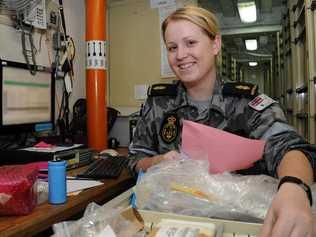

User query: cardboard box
[106,188,263,237]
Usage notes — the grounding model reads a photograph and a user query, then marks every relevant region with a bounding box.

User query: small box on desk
[0,146,96,170]
[109,189,262,237]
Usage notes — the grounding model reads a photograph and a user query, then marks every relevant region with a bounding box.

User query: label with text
[86,40,107,70]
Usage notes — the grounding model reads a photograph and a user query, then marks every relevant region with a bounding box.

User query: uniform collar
[173,79,225,112]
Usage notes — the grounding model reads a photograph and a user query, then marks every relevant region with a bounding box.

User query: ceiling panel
[198,0,286,67]
[260,0,273,13]
[219,0,236,17]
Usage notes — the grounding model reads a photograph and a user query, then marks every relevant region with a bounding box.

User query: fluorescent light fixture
[249,61,258,66]
[237,1,257,23]
[245,39,258,51]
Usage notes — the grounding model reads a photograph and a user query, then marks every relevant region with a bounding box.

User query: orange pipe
[86,0,107,151]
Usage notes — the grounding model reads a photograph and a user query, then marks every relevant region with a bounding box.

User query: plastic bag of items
[135,158,278,222]
[0,164,38,216]
[52,202,143,237]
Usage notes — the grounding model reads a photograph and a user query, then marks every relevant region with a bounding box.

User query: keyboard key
[77,155,127,179]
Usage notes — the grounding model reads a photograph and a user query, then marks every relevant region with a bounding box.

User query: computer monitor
[0,59,55,134]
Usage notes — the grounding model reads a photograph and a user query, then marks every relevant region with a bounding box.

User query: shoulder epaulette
[222,82,258,99]
[148,83,177,97]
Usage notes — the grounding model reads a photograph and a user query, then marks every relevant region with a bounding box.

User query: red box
[0,164,38,216]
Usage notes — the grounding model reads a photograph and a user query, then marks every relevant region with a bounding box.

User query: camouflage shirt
[128,80,316,177]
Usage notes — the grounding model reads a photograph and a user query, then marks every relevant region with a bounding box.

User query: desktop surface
[0,148,134,237]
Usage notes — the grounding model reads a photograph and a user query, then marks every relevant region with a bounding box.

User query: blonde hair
[162,5,220,42]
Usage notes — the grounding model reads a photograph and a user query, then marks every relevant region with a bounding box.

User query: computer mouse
[100,149,119,156]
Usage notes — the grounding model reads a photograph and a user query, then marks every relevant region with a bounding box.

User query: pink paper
[34,141,55,148]
[182,120,265,173]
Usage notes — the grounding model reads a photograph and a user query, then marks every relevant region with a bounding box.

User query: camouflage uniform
[128,80,316,177]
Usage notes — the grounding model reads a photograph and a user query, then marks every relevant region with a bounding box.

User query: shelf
[294,5,305,28]
[297,0,304,10]
[294,27,306,44]
[295,84,308,93]
[286,88,293,94]
[287,108,293,114]
[292,4,297,12]
[312,0,316,11]
[285,48,292,56]
[296,112,308,119]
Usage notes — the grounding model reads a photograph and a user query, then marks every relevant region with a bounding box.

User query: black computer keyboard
[77,155,128,179]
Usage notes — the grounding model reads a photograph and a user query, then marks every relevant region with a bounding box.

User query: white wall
[0,0,86,121]
[62,0,86,108]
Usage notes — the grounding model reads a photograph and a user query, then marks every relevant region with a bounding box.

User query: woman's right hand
[136,150,181,171]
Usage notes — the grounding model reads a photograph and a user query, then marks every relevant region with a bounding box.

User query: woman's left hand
[260,182,314,237]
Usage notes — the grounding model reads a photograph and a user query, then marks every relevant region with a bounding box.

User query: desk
[0,148,135,237]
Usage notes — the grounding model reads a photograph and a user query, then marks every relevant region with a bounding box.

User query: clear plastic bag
[52,202,141,237]
[37,181,48,205]
[135,158,278,222]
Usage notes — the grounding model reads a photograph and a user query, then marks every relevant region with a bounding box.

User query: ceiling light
[245,39,258,51]
[249,62,258,66]
[237,1,257,23]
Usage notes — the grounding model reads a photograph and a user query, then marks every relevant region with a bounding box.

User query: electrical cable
[50,0,75,142]
[17,14,37,75]
[58,0,67,37]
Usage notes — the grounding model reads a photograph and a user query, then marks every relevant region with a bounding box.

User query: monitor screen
[0,60,55,134]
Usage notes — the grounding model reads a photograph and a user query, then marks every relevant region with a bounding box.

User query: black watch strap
[278,176,313,206]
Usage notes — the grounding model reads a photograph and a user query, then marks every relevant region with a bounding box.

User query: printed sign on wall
[86,40,107,70]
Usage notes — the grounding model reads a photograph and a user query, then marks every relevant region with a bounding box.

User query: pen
[68,176,95,180]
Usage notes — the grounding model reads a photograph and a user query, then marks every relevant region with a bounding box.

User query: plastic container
[48,160,67,204]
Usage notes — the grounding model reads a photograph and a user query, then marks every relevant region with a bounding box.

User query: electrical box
[22,0,59,29]
[23,0,47,29]
[46,0,59,29]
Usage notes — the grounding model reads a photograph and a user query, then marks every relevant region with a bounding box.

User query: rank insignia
[235,85,251,90]
[160,114,179,143]
[222,82,258,98]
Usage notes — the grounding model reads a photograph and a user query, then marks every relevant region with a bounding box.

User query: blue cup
[48,160,67,204]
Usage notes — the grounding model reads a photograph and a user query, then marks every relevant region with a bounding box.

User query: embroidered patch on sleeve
[248,94,277,111]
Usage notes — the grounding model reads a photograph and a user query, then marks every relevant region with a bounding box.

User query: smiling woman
[128,5,316,237]
[163,19,220,101]
[161,6,221,101]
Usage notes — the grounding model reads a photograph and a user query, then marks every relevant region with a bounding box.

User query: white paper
[38,179,104,194]
[159,4,178,78]
[150,0,176,8]
[66,179,103,193]
[156,219,216,237]
[86,40,107,70]
[21,144,83,153]
[134,84,148,100]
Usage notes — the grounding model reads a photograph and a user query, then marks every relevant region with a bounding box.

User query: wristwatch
[278,176,313,206]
